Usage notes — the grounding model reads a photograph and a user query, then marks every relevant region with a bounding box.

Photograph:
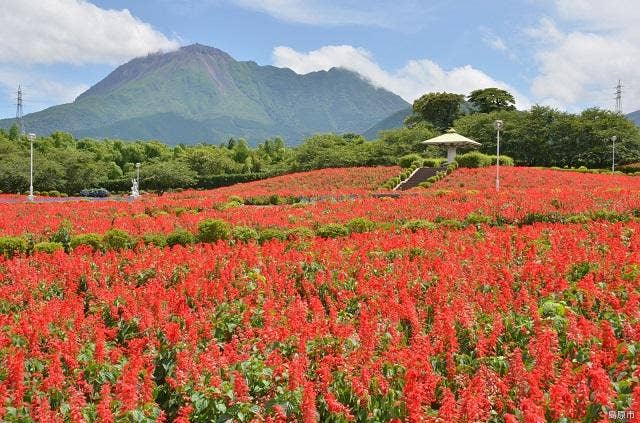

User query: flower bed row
[1,221,639,421]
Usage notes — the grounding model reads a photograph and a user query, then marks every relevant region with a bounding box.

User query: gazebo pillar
[446,146,457,163]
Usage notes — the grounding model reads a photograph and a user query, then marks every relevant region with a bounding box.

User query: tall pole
[494,120,504,191]
[16,86,23,136]
[27,133,36,201]
[611,135,617,173]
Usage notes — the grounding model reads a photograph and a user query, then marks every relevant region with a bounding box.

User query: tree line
[1,87,638,195]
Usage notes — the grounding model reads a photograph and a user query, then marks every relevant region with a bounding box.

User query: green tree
[140,160,197,195]
[468,88,516,113]
[183,147,241,177]
[409,92,465,130]
[8,123,19,141]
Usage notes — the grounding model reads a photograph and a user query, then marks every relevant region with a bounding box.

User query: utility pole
[612,81,622,173]
[494,120,504,191]
[615,80,623,113]
[16,85,23,136]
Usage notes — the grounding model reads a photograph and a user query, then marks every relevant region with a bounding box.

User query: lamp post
[27,133,36,202]
[611,135,617,173]
[494,120,504,191]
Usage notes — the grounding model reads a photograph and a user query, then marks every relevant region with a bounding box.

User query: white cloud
[230,0,437,28]
[273,45,530,108]
[527,0,640,112]
[479,28,508,52]
[0,0,179,65]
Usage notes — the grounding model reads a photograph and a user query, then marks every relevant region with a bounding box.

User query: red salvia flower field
[1,166,639,422]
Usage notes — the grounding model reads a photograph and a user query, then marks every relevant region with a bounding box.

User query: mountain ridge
[0,44,409,144]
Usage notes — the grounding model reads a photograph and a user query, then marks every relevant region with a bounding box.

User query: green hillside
[0,44,409,145]
[627,110,640,126]
[363,107,412,139]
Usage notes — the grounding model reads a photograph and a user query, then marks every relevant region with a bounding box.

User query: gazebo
[422,129,481,162]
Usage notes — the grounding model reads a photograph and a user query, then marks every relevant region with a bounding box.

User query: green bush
[455,151,493,168]
[70,234,103,252]
[197,219,231,243]
[346,217,377,234]
[423,157,446,168]
[34,242,64,254]
[0,236,27,258]
[166,229,196,247]
[465,212,492,225]
[50,225,72,252]
[398,154,423,168]
[418,181,432,189]
[316,223,350,238]
[142,233,167,248]
[286,227,315,240]
[103,229,134,250]
[488,155,515,166]
[232,226,259,243]
[258,228,288,244]
[403,220,436,232]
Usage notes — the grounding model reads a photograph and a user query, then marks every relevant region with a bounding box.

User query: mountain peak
[4,43,409,144]
[179,43,234,60]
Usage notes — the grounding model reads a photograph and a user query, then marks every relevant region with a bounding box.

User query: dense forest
[1,88,638,195]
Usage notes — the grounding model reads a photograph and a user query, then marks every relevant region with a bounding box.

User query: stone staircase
[394,166,447,191]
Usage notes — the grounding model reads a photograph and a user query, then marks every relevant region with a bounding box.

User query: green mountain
[627,110,640,126]
[363,107,412,139]
[0,44,409,145]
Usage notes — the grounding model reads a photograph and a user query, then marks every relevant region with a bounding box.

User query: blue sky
[1,0,638,118]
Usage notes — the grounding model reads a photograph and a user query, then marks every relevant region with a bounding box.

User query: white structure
[131,162,141,198]
[421,128,481,163]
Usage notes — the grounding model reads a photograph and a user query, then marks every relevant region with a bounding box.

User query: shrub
[346,217,377,234]
[487,155,515,166]
[50,225,72,252]
[198,219,232,243]
[232,226,259,243]
[465,212,492,225]
[70,233,103,251]
[166,229,196,247]
[228,195,244,204]
[0,236,27,258]
[34,242,64,254]
[423,157,446,168]
[286,227,315,240]
[142,233,167,248]
[258,228,287,244]
[103,229,134,250]
[403,220,436,232]
[316,223,350,238]
[418,181,432,189]
[455,151,493,168]
[398,154,423,168]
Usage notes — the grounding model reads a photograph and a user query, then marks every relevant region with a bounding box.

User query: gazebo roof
[421,128,481,148]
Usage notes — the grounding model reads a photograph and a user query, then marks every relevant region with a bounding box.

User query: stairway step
[394,166,447,191]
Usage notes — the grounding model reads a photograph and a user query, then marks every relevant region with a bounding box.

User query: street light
[27,133,36,202]
[494,120,504,191]
[611,135,617,173]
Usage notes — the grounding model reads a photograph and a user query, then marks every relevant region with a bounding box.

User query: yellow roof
[421,128,481,147]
